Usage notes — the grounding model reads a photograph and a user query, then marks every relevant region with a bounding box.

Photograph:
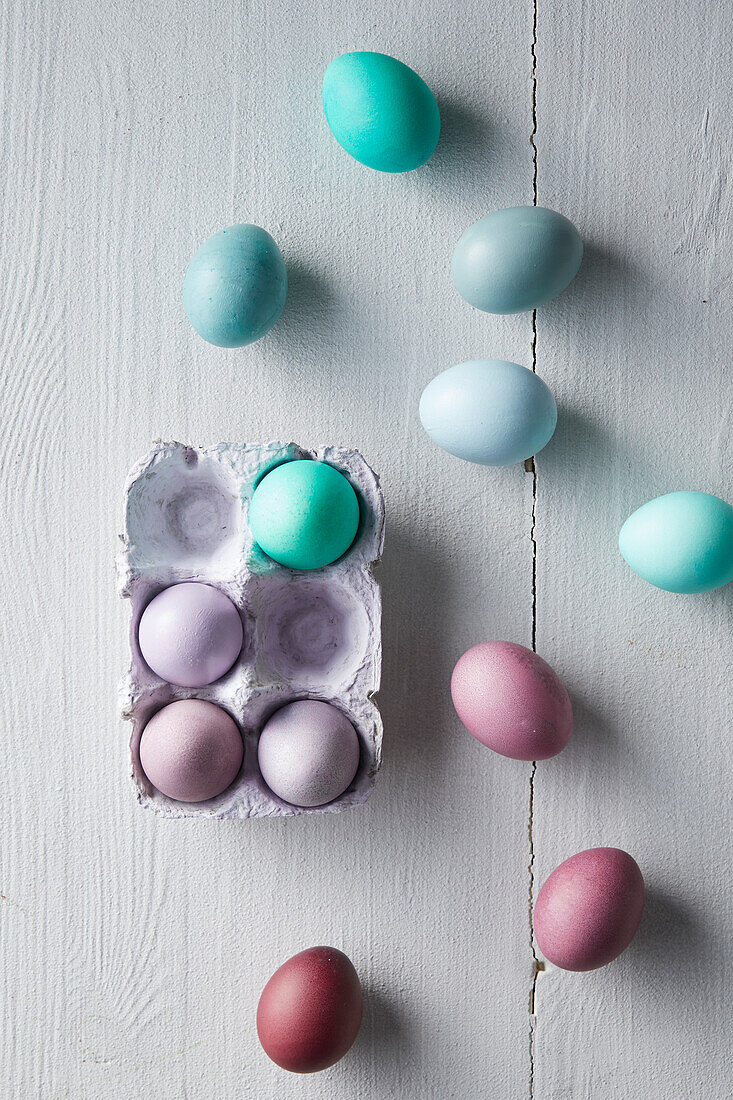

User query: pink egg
[139,699,243,802]
[258,700,360,807]
[534,847,645,971]
[138,582,243,688]
[450,640,572,760]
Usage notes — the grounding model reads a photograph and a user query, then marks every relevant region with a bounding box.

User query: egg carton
[117,441,384,818]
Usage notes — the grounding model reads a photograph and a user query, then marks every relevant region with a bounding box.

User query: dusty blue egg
[184,224,287,348]
[452,207,583,314]
[322,51,440,173]
[419,359,557,466]
[619,491,733,593]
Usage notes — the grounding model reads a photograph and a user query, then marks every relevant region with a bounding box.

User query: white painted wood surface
[0,1,729,1097]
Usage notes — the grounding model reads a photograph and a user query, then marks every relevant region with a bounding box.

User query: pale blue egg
[184,224,287,348]
[619,491,733,593]
[419,359,558,466]
[452,206,583,314]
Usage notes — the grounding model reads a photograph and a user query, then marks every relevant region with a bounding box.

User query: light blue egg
[619,491,733,593]
[322,52,440,173]
[183,224,287,348]
[452,206,583,314]
[419,359,558,466]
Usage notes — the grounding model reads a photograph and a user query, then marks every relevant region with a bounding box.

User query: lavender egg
[258,700,360,807]
[138,582,243,687]
[534,847,645,971]
[140,699,243,802]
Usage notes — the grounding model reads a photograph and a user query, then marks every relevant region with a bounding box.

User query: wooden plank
[533,0,732,1096]
[0,1,541,1095]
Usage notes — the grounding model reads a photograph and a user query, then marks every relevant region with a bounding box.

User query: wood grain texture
[1,1,534,1097]
[532,1,732,1097]
[0,0,728,1097]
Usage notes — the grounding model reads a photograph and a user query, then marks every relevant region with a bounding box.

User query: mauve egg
[139,699,243,802]
[257,946,362,1073]
[451,641,572,760]
[258,700,360,807]
[534,847,645,971]
[138,582,243,687]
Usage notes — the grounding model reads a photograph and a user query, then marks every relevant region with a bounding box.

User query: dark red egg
[256,946,363,1073]
[534,847,645,971]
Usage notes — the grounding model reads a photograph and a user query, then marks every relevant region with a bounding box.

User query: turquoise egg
[250,460,360,571]
[419,359,557,466]
[322,51,440,173]
[619,491,733,593]
[452,206,583,314]
[184,224,287,348]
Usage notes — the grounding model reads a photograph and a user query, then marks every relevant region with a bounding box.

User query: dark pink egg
[257,946,362,1073]
[450,640,572,760]
[534,847,645,971]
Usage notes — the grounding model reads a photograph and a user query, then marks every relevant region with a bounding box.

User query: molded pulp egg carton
[117,441,384,818]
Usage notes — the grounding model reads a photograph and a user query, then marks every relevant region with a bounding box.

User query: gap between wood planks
[525,1,542,1097]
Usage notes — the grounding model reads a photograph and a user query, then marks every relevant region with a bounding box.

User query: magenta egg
[450,640,572,760]
[138,582,243,688]
[534,847,645,971]
[139,699,243,802]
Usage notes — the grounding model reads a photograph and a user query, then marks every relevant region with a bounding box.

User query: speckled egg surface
[452,206,583,314]
[138,582,243,687]
[139,698,243,803]
[451,641,573,760]
[183,224,287,348]
[118,441,384,819]
[257,946,363,1073]
[534,847,645,971]
[258,700,360,807]
[619,490,733,593]
[322,51,440,172]
[419,359,558,466]
[250,459,361,570]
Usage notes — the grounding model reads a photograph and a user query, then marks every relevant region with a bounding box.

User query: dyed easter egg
[258,700,360,807]
[139,699,243,802]
[619,490,733,593]
[138,582,243,687]
[322,51,440,172]
[452,206,583,314]
[183,224,287,347]
[250,460,360,571]
[419,359,557,466]
[257,946,363,1073]
[534,847,645,971]
[451,641,572,760]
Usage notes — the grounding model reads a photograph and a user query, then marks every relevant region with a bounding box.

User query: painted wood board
[532,1,732,1097]
[0,0,729,1097]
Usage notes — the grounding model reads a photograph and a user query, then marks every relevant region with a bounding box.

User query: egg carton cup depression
[117,440,384,818]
